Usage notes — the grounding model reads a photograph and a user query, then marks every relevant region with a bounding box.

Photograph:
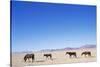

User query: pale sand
[12,48,96,67]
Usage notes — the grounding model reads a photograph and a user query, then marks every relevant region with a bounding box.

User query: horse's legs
[46,56,48,60]
[85,54,87,57]
[88,53,91,57]
[24,57,27,62]
[24,58,27,62]
[28,58,30,62]
[75,54,77,58]
[32,58,34,62]
[32,59,34,62]
[69,55,72,58]
[50,56,53,61]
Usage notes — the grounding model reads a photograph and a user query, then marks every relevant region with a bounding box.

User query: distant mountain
[13,45,96,53]
[13,51,33,54]
[39,47,77,52]
[39,45,96,52]
[62,47,79,50]
[80,45,96,48]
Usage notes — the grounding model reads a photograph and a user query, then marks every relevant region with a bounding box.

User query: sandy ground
[12,48,96,67]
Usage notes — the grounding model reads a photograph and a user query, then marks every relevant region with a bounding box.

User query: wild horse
[44,54,53,60]
[65,52,77,58]
[24,54,35,62]
[81,51,91,57]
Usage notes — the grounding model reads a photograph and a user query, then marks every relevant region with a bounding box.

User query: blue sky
[11,1,96,52]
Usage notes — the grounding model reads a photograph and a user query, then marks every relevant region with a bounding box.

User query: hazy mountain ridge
[80,45,96,48]
[13,45,96,53]
[39,45,96,52]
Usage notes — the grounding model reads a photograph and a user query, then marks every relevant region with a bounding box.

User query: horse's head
[81,53,84,56]
[65,52,69,55]
[43,54,47,56]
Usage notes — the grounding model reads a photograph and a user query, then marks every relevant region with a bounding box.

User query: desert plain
[12,47,96,67]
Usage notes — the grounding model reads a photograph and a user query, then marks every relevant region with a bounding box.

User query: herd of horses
[24,51,91,62]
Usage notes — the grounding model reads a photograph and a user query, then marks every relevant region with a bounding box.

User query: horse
[43,54,53,60]
[81,51,91,57]
[24,54,35,62]
[65,52,77,58]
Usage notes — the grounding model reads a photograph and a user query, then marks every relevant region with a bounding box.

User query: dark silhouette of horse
[44,54,53,60]
[65,52,77,58]
[24,54,35,62]
[81,51,91,57]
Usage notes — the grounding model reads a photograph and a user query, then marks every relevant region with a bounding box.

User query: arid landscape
[11,1,96,67]
[12,45,96,67]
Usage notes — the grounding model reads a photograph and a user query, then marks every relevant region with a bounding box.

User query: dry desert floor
[12,48,96,67]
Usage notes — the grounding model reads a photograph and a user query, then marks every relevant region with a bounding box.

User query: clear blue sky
[11,1,96,52]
